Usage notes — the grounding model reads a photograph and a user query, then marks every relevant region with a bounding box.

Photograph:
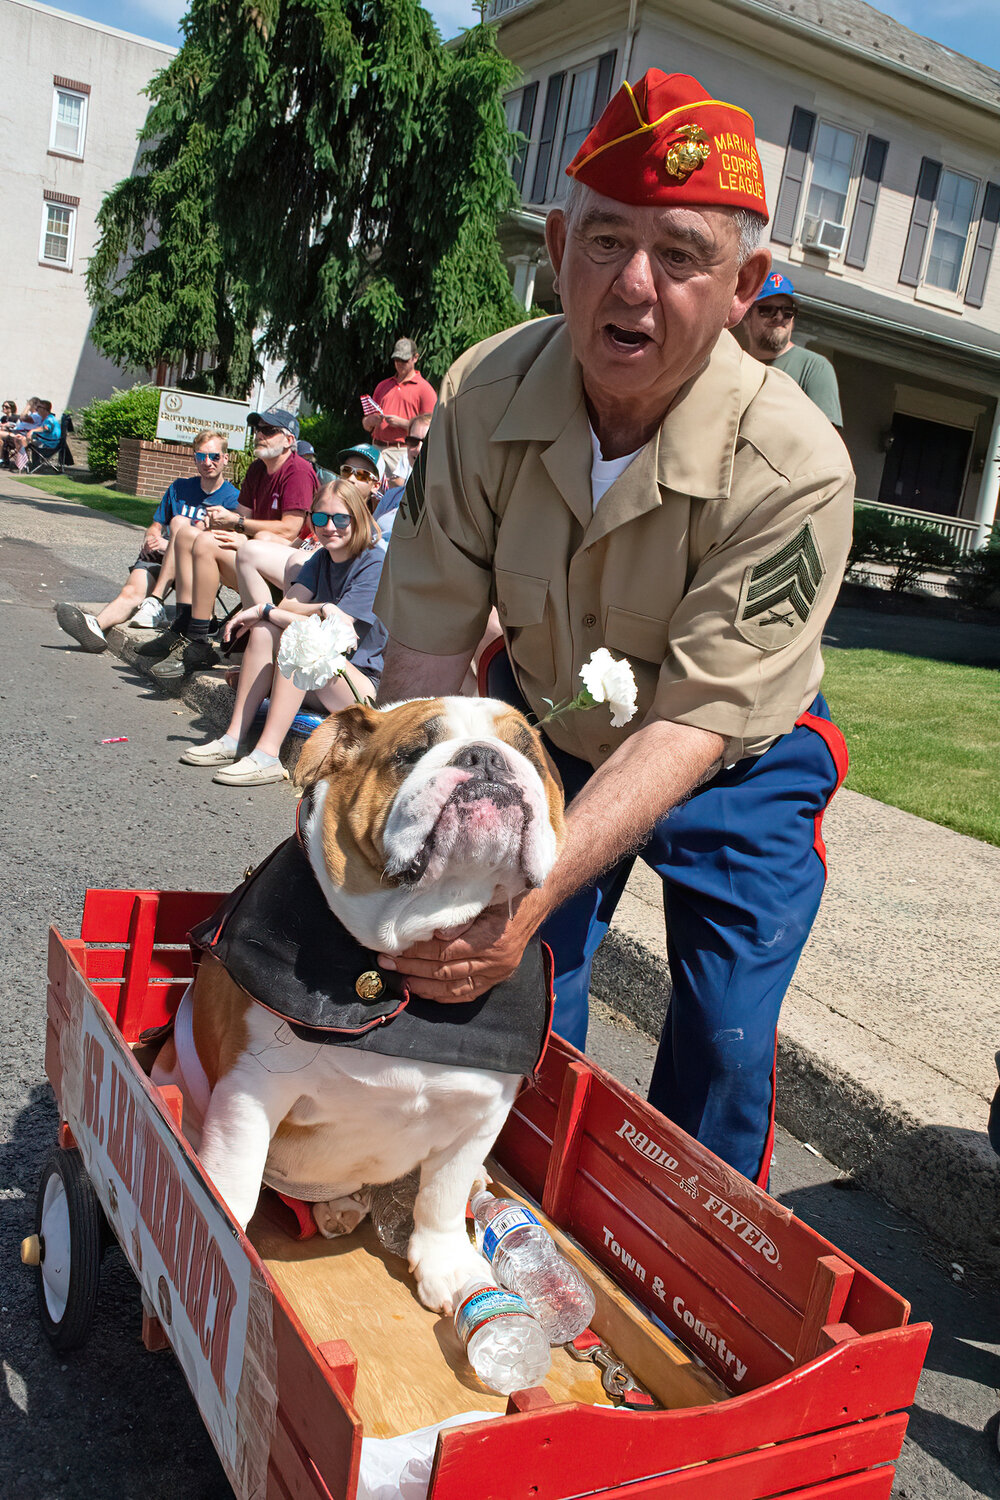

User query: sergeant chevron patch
[735,519,826,651]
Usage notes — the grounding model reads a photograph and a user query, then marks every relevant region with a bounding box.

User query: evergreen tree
[87,1,526,411]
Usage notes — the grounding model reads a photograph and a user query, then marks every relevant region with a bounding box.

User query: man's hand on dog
[379,898,539,1002]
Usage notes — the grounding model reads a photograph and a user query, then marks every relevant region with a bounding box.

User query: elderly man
[740,273,842,426]
[374,71,853,1185]
[148,407,317,681]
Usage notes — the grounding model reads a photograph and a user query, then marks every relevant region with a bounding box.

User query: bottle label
[482,1205,541,1262]
[455,1285,531,1344]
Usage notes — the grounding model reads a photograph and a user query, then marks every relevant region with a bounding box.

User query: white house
[1,0,175,415]
[487,0,1000,547]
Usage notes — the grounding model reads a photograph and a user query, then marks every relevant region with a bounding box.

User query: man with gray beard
[740,273,842,426]
[148,407,317,680]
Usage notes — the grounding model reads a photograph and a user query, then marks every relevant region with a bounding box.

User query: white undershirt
[589,424,644,510]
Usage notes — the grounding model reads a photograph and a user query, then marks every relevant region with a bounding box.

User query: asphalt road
[1,481,998,1499]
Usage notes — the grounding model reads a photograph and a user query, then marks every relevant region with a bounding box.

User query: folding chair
[28,412,75,476]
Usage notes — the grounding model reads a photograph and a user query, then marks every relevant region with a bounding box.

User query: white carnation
[578,648,638,728]
[276,614,354,691]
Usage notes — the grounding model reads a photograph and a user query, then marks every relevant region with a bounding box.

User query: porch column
[973,398,1000,548]
[510,254,539,312]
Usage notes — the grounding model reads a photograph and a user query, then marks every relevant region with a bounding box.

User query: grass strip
[17,474,156,528]
[822,646,1000,847]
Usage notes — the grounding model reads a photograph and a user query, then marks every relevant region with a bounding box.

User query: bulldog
[152,697,564,1313]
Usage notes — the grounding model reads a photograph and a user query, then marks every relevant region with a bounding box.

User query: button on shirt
[371,371,437,446]
[377,318,854,767]
[240,451,318,520]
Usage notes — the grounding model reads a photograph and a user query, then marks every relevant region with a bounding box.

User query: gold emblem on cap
[355,970,385,1001]
[665,125,710,182]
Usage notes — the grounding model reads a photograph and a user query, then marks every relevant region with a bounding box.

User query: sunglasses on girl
[311,511,351,530]
[194,451,224,462]
[339,464,377,483]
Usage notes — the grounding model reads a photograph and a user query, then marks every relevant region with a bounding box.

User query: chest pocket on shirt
[495,569,553,685]
[604,606,670,664]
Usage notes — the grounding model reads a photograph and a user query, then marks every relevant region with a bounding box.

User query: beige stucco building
[1,0,175,415]
[487,0,1000,547]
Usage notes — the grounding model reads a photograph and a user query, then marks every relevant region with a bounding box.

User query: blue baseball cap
[756,273,796,301]
[249,406,300,439]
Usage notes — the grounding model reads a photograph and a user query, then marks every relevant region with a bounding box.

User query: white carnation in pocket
[538,648,638,731]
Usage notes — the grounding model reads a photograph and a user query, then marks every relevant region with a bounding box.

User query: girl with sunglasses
[180,480,387,785]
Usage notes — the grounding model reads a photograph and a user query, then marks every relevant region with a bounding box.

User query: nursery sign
[156,387,251,446]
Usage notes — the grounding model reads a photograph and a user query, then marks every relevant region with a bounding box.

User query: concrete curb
[107,618,1000,1283]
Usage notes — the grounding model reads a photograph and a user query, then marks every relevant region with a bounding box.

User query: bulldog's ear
[293,704,381,789]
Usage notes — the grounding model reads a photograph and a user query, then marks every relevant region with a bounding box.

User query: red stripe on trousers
[756,710,849,1186]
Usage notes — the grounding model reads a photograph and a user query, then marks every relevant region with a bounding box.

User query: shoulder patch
[393,443,427,537]
[735,519,826,651]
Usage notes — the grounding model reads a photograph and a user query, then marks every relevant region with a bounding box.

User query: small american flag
[360,394,385,419]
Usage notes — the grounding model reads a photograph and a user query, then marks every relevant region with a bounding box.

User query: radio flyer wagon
[26,885,931,1499]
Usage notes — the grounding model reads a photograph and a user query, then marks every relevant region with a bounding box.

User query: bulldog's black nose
[451,742,510,780]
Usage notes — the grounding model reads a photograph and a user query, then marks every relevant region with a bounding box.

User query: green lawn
[17,474,155,528]
[822,646,1000,846]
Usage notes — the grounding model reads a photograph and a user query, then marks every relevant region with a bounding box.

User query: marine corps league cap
[565,70,769,220]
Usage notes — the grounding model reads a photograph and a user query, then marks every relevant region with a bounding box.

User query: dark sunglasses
[756,304,795,321]
[194,451,224,462]
[404,434,424,448]
[311,511,351,530]
[339,464,376,483]
[255,423,282,437]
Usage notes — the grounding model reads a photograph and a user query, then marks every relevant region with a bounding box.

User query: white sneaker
[179,736,239,766]
[56,603,107,653]
[131,596,168,630]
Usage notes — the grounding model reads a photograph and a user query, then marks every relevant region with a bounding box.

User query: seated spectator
[230,442,381,611]
[3,398,40,468]
[54,432,237,652]
[1,399,18,427]
[146,406,317,681]
[180,478,386,785]
[9,400,59,470]
[373,414,431,551]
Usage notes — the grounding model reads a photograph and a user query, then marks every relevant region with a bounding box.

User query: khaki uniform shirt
[377,318,854,766]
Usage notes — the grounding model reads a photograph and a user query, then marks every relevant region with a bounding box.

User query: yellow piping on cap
[567,92,757,178]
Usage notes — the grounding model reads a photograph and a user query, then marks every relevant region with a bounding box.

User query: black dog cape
[189,829,554,1078]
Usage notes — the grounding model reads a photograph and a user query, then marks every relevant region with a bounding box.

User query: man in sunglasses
[740,274,842,426]
[55,429,238,653]
[150,406,318,680]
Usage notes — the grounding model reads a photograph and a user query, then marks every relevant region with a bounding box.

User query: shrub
[79,384,159,479]
[953,546,1000,609]
[888,520,959,594]
[848,506,899,573]
[227,439,256,487]
[299,410,363,471]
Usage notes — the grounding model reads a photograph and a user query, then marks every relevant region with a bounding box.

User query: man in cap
[374,71,853,1186]
[149,407,317,680]
[362,338,437,482]
[741,273,842,426]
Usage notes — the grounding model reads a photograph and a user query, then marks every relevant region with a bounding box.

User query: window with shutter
[899,158,941,286]
[530,73,565,204]
[547,51,617,202]
[965,182,1000,309]
[845,136,888,269]
[504,82,539,195]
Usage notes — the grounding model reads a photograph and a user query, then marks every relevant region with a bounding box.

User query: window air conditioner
[801,216,847,254]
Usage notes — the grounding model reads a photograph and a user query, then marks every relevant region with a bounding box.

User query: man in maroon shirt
[149,407,318,680]
[362,338,437,481]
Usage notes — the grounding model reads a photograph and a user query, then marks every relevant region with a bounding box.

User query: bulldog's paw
[314,1193,368,1239]
[409,1233,493,1316]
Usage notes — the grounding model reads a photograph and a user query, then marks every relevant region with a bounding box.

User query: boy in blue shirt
[56,430,238,653]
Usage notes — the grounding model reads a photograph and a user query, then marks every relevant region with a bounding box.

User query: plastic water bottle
[454,1279,551,1395]
[470,1191,595,1345]
[364,1170,420,1259]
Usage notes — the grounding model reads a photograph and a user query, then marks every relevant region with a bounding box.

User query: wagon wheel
[25,1149,103,1351]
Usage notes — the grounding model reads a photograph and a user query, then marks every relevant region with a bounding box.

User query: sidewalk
[9,469,1000,1279]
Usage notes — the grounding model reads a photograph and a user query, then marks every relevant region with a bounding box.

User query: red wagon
[26,885,930,1499]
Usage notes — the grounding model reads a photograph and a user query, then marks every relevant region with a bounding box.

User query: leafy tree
[79,384,160,478]
[87,1,525,415]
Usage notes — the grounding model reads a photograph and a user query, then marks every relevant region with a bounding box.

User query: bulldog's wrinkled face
[294,698,565,951]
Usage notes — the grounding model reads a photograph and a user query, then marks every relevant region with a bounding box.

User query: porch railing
[855,499,983,557]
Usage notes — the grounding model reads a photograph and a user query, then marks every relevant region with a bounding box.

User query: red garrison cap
[565,69,769,221]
